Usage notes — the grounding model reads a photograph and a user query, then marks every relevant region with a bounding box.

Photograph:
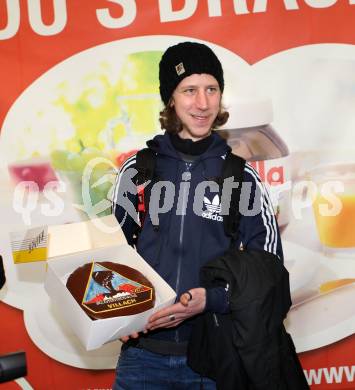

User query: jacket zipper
[175,163,192,343]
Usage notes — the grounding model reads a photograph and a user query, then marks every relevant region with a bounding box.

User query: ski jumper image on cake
[66,262,155,319]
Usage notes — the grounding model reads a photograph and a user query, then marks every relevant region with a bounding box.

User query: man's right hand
[119,331,141,343]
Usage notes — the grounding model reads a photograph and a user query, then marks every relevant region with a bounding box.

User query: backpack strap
[221,152,246,239]
[135,148,156,228]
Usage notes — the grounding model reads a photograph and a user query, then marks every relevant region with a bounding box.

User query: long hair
[159,101,229,134]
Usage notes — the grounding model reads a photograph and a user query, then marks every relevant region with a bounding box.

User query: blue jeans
[113,347,216,390]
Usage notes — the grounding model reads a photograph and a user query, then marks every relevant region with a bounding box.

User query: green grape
[87,185,112,217]
[66,152,84,171]
[65,147,103,172]
[50,150,71,170]
[81,147,103,166]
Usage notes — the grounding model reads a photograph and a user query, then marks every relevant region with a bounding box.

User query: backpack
[134,148,245,238]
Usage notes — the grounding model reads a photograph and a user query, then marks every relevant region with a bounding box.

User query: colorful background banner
[1,1,355,388]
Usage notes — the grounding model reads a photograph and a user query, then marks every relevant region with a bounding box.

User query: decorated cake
[66,261,155,319]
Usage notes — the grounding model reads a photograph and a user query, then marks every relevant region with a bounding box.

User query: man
[112,41,282,389]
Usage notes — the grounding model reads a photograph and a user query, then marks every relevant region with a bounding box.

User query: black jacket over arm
[187,249,309,390]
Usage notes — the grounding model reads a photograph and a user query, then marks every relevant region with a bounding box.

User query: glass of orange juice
[310,163,355,254]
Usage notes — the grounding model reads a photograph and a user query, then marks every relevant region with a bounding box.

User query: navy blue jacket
[112,131,283,344]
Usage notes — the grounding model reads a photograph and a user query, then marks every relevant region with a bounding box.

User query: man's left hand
[145,288,206,331]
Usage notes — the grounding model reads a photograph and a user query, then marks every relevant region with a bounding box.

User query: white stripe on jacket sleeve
[111,154,137,215]
[244,163,278,255]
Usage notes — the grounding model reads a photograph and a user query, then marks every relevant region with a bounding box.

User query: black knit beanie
[159,41,224,105]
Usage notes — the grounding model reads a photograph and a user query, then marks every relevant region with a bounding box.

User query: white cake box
[44,215,176,351]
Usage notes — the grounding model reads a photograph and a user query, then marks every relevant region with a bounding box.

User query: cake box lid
[46,214,127,259]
